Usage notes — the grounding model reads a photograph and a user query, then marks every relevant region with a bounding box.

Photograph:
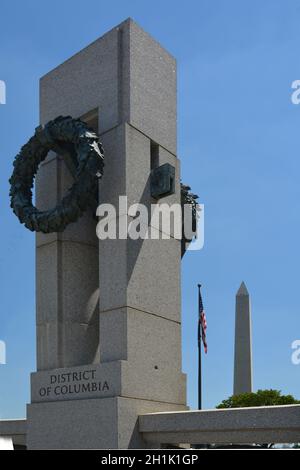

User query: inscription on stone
[36,368,110,401]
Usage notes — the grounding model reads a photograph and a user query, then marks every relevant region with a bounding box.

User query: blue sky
[1,0,300,418]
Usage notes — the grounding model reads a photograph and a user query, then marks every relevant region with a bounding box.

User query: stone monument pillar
[27,18,187,449]
[233,282,253,396]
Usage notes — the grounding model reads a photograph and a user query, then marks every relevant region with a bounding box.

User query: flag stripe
[198,287,208,354]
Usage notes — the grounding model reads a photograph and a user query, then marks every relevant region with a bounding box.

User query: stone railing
[139,405,300,446]
[0,419,27,449]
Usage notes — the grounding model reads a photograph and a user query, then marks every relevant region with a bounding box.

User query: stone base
[27,397,187,449]
[30,361,186,406]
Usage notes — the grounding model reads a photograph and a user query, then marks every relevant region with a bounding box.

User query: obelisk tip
[236,281,249,296]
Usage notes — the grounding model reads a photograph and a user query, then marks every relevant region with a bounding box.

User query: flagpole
[197,284,202,410]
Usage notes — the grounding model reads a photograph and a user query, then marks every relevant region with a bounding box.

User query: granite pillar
[27,18,187,450]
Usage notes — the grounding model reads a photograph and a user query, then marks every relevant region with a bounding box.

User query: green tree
[216,389,300,409]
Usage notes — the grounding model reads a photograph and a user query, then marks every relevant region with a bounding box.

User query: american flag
[198,285,207,354]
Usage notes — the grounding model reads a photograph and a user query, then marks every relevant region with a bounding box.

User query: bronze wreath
[9,116,104,233]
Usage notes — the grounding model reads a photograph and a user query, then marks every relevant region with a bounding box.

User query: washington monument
[234,282,253,395]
